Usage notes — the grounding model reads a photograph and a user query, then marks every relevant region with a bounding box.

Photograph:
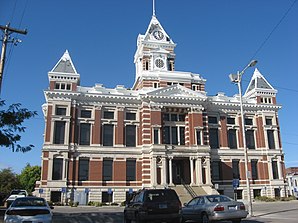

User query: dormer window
[261,97,272,104]
[55,82,71,91]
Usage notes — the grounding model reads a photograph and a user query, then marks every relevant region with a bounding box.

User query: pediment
[147,85,207,100]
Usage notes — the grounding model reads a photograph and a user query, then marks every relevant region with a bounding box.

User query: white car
[4,197,53,223]
[5,189,28,208]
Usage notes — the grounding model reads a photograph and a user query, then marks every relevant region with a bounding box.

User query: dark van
[124,188,181,223]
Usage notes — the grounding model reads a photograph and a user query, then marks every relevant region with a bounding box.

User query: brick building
[35,12,286,204]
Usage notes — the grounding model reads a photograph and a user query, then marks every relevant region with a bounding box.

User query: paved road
[1,200,298,222]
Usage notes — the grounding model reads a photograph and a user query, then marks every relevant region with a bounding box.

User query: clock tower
[133,13,177,89]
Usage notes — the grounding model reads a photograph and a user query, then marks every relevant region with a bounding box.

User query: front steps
[171,185,211,204]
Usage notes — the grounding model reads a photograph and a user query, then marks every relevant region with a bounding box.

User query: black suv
[124,188,181,223]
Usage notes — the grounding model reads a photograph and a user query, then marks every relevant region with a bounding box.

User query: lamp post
[229,60,257,217]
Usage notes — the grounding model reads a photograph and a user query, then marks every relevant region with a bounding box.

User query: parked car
[181,195,248,223]
[124,188,182,223]
[4,189,28,208]
[4,196,53,223]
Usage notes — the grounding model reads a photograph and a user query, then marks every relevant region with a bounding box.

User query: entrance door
[173,161,183,184]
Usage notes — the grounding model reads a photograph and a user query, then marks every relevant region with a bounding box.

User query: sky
[0,0,297,174]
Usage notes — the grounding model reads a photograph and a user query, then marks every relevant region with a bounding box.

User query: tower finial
[152,0,156,16]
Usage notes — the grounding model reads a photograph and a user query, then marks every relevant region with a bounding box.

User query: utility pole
[0,23,27,93]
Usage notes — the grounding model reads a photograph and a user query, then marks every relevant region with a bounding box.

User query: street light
[229,60,258,217]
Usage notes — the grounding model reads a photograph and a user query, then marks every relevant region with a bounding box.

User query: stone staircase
[171,185,208,205]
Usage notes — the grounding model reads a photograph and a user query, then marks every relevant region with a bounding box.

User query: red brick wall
[222,161,233,180]
[114,160,126,181]
[92,109,101,144]
[116,109,124,145]
[89,159,102,181]
[220,116,228,147]
[256,116,265,148]
[42,160,48,181]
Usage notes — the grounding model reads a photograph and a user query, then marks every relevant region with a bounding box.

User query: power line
[250,0,297,61]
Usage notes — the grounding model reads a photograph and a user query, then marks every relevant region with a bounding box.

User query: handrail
[181,178,197,198]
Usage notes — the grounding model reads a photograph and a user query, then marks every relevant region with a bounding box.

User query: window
[265,117,272,125]
[103,124,114,146]
[103,111,114,119]
[245,118,253,125]
[208,116,217,124]
[56,107,66,115]
[154,129,159,144]
[232,160,240,179]
[126,112,136,120]
[163,113,185,122]
[163,113,170,121]
[178,114,185,121]
[228,129,237,149]
[125,125,136,147]
[153,83,159,88]
[196,129,202,145]
[81,110,91,118]
[236,190,243,199]
[144,60,149,71]
[227,117,235,125]
[209,128,219,149]
[163,126,185,145]
[53,121,65,144]
[211,161,222,181]
[102,191,113,203]
[126,159,136,181]
[251,160,258,180]
[246,130,255,149]
[80,123,91,145]
[272,161,279,179]
[267,130,275,149]
[171,114,178,121]
[54,83,71,91]
[253,189,261,198]
[78,158,89,181]
[103,159,113,181]
[52,158,63,180]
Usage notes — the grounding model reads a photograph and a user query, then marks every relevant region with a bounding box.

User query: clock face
[155,58,164,68]
[153,30,164,40]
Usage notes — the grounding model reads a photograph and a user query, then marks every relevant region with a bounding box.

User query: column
[161,157,167,186]
[277,157,283,180]
[152,157,157,187]
[190,157,194,185]
[268,160,273,180]
[169,157,173,186]
[196,157,203,185]
[205,157,212,185]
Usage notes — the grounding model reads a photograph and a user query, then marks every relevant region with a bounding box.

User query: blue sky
[0,0,297,173]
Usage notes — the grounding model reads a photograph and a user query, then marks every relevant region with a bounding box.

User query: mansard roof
[244,68,277,98]
[50,50,78,75]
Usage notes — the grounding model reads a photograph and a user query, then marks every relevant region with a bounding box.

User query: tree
[0,168,20,194]
[0,100,37,152]
[18,163,41,194]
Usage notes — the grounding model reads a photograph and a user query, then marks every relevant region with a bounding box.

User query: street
[1,200,298,223]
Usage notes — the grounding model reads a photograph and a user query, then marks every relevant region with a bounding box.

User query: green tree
[0,100,37,152]
[0,168,20,194]
[18,164,41,194]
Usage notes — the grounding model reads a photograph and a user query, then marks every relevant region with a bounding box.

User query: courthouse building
[36,11,286,203]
